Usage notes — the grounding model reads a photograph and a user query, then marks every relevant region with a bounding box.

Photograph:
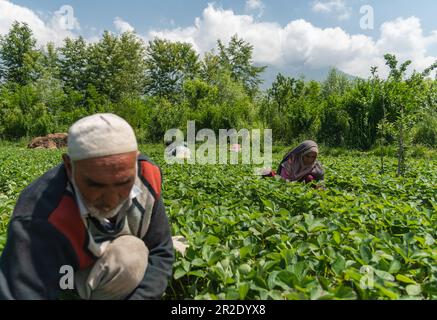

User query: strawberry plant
[0,143,436,299]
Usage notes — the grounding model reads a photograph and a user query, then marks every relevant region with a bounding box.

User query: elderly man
[0,113,174,300]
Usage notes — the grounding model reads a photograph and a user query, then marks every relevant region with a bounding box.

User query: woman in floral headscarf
[277,140,324,184]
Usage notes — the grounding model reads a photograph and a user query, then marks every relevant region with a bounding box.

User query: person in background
[276,140,325,186]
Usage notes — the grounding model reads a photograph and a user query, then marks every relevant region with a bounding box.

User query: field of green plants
[0,143,436,300]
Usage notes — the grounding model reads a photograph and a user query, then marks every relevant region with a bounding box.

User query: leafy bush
[413,117,437,148]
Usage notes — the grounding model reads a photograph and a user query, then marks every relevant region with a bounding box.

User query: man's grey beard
[71,162,129,221]
[87,200,127,220]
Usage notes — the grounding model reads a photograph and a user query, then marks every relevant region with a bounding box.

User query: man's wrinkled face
[63,151,138,217]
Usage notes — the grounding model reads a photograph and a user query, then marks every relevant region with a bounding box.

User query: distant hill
[258,64,360,90]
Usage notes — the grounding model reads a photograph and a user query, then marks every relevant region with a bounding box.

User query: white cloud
[376,16,437,73]
[312,0,351,21]
[245,0,265,17]
[0,0,80,46]
[0,1,435,79]
[113,17,134,33]
[246,0,263,10]
[146,4,437,78]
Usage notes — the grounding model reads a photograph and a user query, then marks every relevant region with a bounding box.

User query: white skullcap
[68,113,138,161]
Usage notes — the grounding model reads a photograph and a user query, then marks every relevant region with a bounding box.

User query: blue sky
[6,0,437,38]
[1,0,436,78]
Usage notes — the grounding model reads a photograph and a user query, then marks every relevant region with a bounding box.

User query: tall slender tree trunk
[397,106,405,176]
[380,93,385,174]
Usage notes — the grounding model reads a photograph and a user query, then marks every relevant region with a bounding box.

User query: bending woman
[277,140,324,184]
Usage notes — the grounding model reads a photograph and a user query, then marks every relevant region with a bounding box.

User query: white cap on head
[68,113,138,161]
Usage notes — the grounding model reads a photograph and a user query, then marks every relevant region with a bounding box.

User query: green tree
[261,74,319,143]
[412,67,437,147]
[321,67,351,98]
[318,94,350,146]
[0,21,41,85]
[58,37,89,92]
[36,43,65,116]
[87,31,146,102]
[342,77,386,150]
[0,84,54,138]
[382,54,433,175]
[113,32,147,99]
[217,35,266,98]
[145,38,200,101]
[146,96,187,141]
[87,31,119,100]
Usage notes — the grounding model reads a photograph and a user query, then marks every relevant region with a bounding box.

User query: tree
[342,77,386,150]
[0,84,54,139]
[217,35,266,98]
[383,54,421,176]
[34,42,65,119]
[318,94,350,146]
[41,42,59,77]
[0,21,40,86]
[321,67,351,98]
[87,31,147,102]
[58,37,89,92]
[200,51,221,85]
[112,32,147,99]
[261,74,319,143]
[145,38,200,101]
[87,31,119,100]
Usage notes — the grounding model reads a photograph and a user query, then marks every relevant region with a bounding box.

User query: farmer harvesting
[263,140,324,187]
[278,140,324,184]
[0,113,174,300]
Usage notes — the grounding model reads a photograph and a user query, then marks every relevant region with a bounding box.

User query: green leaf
[375,269,395,282]
[308,220,327,233]
[268,290,284,300]
[360,243,372,264]
[396,274,416,284]
[388,260,402,274]
[238,282,250,299]
[202,245,212,261]
[225,289,240,300]
[375,284,399,300]
[238,263,252,275]
[344,268,363,282]
[188,270,206,278]
[249,227,261,236]
[191,258,205,267]
[332,255,346,276]
[424,234,435,246]
[277,208,289,216]
[262,198,275,211]
[405,284,421,296]
[239,245,253,259]
[254,276,269,290]
[289,261,307,282]
[182,260,190,272]
[332,231,341,245]
[205,235,220,245]
[334,286,357,300]
[174,268,186,280]
[207,251,222,266]
[267,271,280,290]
